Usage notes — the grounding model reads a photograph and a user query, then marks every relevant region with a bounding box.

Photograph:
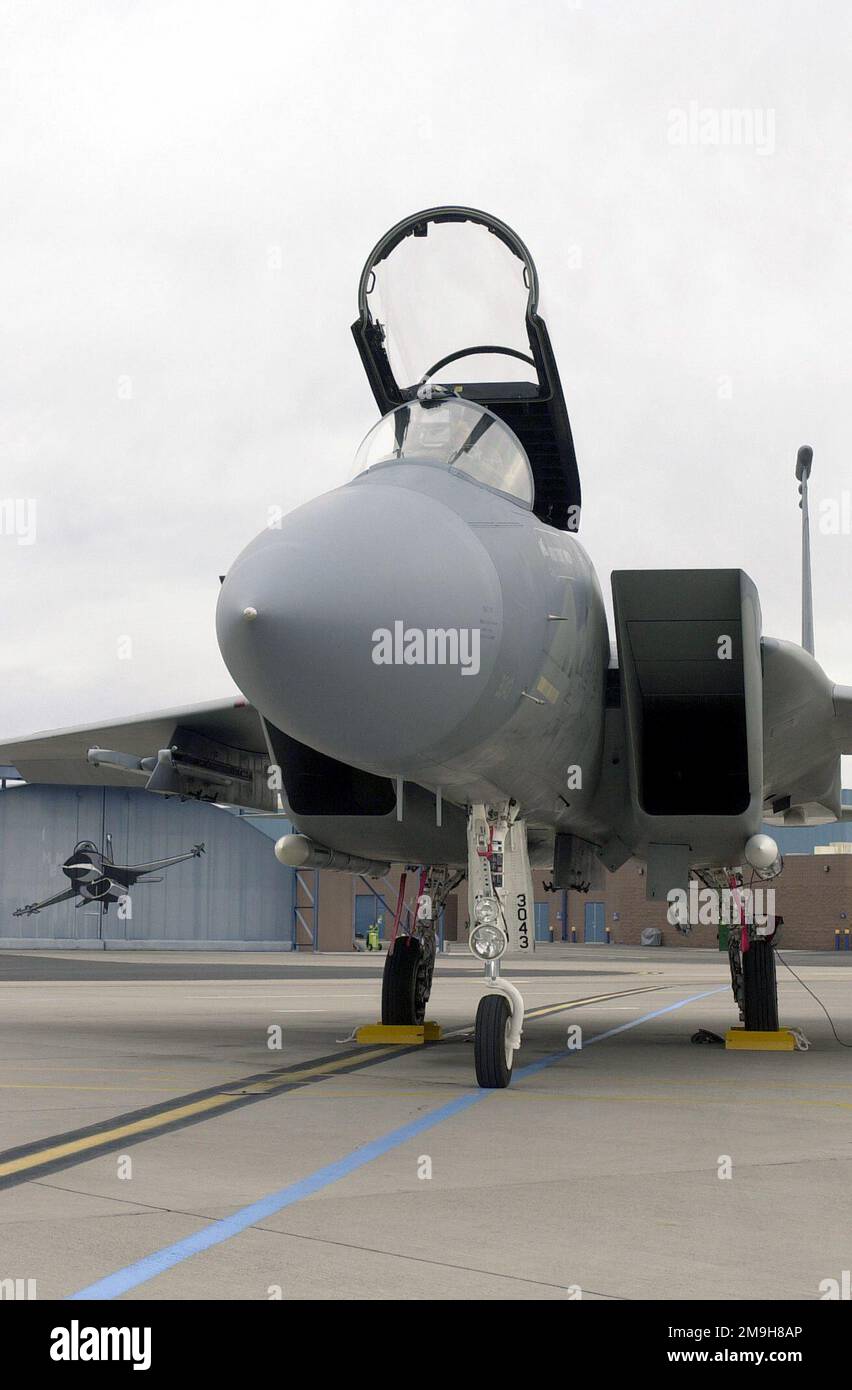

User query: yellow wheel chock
[354,1022,442,1045]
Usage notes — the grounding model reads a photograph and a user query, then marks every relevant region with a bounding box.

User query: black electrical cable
[774,946,852,1047]
[738,865,852,1046]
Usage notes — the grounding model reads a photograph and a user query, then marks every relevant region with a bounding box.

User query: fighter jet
[13,835,204,917]
[2,207,850,1086]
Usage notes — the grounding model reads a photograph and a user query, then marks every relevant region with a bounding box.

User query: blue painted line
[512,986,727,1079]
[68,985,726,1300]
[69,1089,489,1300]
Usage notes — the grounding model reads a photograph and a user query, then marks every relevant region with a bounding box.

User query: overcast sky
[1,1,849,778]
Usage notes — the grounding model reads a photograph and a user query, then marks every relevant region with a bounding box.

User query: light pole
[796,444,814,656]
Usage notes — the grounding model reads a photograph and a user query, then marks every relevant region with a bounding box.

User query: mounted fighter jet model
[2,207,850,1086]
[13,836,204,918]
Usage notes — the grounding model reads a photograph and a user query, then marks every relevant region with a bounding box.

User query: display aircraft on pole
[13,836,204,918]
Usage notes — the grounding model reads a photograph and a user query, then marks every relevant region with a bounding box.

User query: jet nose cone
[216,482,502,770]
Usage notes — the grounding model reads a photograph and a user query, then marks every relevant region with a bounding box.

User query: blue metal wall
[0,785,294,944]
[767,790,852,855]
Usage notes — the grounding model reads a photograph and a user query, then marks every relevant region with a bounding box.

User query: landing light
[474,896,500,926]
[469,922,508,962]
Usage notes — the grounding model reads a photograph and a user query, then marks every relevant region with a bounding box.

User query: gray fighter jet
[13,835,205,918]
[3,207,850,1086]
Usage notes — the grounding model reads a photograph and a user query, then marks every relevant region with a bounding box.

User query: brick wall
[536,857,852,952]
[308,854,852,953]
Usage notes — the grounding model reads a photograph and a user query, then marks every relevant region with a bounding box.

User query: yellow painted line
[0,1083,187,1094]
[0,1094,234,1180]
[0,987,670,1182]
[0,1065,200,1076]
[290,1080,463,1099]
[520,987,665,1021]
[0,1048,413,1180]
[527,997,629,1018]
[268,1085,852,1113]
[235,1046,406,1091]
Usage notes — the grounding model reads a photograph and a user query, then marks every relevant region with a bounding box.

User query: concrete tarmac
[0,944,850,1301]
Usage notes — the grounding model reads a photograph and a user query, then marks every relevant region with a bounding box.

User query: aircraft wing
[112,845,205,884]
[13,887,77,918]
[0,698,275,812]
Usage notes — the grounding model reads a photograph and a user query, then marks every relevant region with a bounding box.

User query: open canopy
[352,206,581,531]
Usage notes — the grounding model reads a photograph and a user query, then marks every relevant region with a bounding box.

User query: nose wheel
[474,993,514,1088]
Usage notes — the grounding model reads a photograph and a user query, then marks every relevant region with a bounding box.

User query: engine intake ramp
[611,569,765,892]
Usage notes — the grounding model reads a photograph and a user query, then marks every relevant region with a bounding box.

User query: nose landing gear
[468,802,533,1089]
[377,801,534,1088]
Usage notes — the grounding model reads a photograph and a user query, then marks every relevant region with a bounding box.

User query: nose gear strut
[467,800,534,1088]
[378,801,534,1088]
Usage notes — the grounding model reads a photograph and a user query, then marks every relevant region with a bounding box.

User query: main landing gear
[381,866,461,1027]
[728,927,780,1032]
[381,934,430,1025]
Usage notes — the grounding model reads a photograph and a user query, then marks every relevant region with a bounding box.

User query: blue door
[354,892,383,944]
[534,902,550,942]
[583,901,606,943]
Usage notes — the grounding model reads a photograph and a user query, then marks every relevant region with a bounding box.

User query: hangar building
[0,784,294,948]
[0,782,849,953]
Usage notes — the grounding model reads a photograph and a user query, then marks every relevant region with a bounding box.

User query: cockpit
[352,206,581,530]
[353,397,534,508]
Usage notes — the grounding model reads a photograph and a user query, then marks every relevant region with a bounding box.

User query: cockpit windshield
[353,397,534,508]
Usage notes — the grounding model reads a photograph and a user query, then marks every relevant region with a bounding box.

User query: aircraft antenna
[795,445,814,656]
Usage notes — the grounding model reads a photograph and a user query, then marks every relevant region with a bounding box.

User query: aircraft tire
[474,994,513,1089]
[742,939,779,1031]
[381,938,426,1025]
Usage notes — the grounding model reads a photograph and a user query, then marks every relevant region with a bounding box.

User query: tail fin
[796,445,815,656]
